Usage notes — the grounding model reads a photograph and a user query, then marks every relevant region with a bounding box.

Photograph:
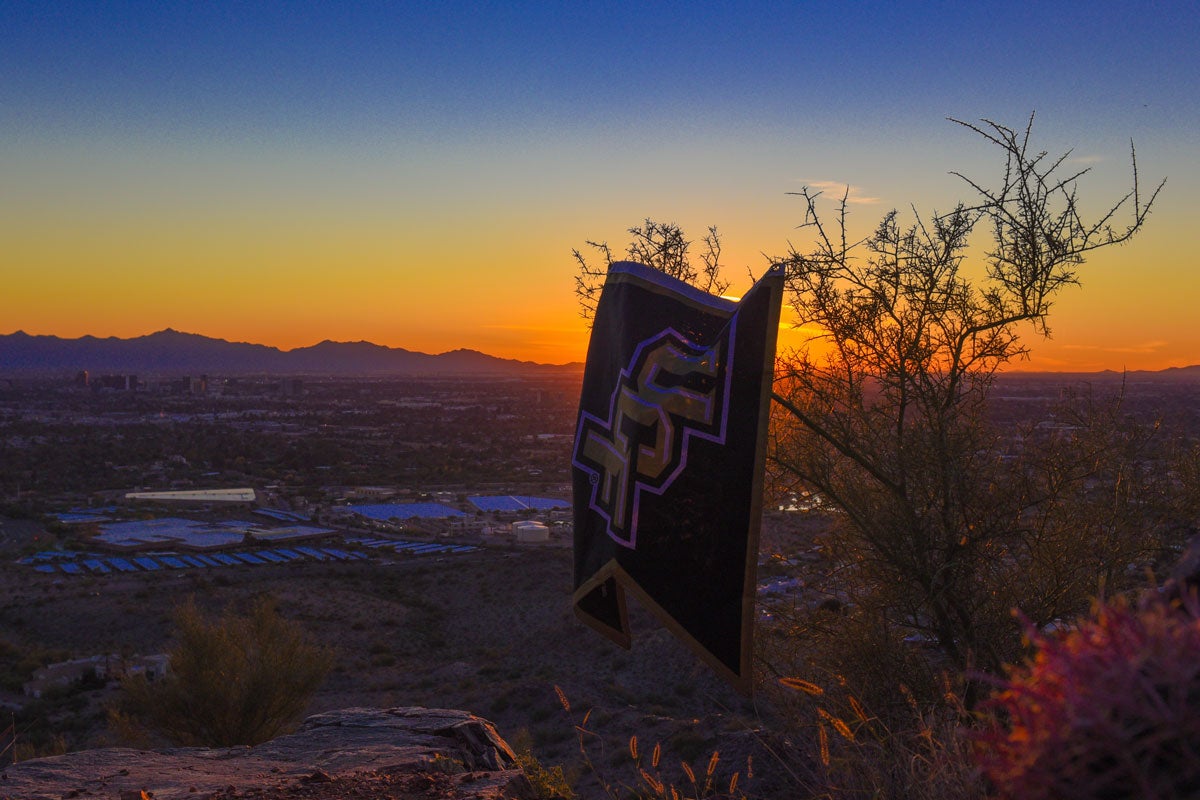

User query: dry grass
[555,685,754,800]
[769,675,984,800]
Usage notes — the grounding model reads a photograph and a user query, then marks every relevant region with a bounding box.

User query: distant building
[349,486,396,500]
[94,374,138,391]
[513,520,550,544]
[448,517,486,536]
[23,654,169,698]
[124,488,257,504]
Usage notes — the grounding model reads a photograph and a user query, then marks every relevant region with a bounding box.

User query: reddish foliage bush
[974,594,1200,799]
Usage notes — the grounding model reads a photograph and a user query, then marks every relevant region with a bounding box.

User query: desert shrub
[511,727,577,800]
[12,733,67,763]
[114,595,332,746]
[974,594,1200,800]
[0,638,69,693]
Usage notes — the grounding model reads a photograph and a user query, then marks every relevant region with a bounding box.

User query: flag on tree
[572,261,783,692]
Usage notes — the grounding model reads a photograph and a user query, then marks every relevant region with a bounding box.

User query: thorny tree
[574,219,729,321]
[769,116,1167,687]
[574,116,1173,705]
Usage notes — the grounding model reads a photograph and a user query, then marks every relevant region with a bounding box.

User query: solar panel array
[346,537,478,555]
[253,508,312,523]
[467,495,569,512]
[93,518,250,549]
[18,546,372,575]
[21,538,477,575]
[515,496,570,511]
[28,494,560,578]
[54,512,111,524]
[55,506,121,525]
[346,502,467,520]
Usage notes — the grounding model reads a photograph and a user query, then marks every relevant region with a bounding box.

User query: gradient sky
[2,1,1196,370]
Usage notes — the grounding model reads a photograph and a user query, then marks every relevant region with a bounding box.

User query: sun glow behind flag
[572,261,783,692]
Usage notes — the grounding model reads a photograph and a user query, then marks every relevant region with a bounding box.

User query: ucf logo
[573,326,734,549]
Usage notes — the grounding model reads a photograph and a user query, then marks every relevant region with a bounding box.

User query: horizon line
[2,327,1195,376]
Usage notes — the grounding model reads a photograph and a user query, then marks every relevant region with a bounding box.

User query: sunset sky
[2,2,1196,370]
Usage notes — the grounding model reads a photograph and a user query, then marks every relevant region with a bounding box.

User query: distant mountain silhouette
[1157,364,1200,378]
[2,329,1194,379]
[1000,364,1200,381]
[0,329,582,376]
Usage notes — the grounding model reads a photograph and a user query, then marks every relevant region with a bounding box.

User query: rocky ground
[0,707,533,799]
[0,512,823,797]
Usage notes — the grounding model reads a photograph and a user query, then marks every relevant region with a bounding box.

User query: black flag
[572,261,783,692]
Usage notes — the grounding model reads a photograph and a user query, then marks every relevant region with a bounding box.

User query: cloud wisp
[1062,340,1167,355]
[800,181,881,205]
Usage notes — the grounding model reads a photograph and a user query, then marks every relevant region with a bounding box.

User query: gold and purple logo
[572,325,734,549]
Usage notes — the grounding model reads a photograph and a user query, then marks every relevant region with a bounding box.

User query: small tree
[115,596,332,746]
[573,219,728,321]
[768,116,1163,693]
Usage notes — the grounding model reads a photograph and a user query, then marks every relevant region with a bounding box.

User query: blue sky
[2,1,1197,367]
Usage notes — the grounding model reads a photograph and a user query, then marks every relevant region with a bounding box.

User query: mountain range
[2,329,1197,381]
[0,329,583,376]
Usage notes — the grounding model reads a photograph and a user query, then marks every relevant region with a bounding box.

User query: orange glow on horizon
[1,194,1190,372]
[4,282,1196,373]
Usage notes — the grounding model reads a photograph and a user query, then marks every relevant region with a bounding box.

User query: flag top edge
[608,261,736,314]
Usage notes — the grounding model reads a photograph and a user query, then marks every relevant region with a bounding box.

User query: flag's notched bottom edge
[573,559,755,696]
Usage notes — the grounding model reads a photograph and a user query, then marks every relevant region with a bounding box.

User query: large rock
[0,707,533,800]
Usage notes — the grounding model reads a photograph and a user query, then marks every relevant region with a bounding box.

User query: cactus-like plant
[974,594,1200,799]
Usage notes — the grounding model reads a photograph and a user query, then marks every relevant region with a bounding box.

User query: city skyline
[2,2,1197,370]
